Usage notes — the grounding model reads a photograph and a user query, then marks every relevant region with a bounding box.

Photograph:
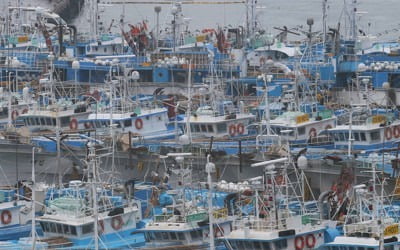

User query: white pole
[31,147,36,250]
[89,146,99,250]
[206,154,215,250]
[175,102,180,143]
[7,72,12,128]
[186,61,192,143]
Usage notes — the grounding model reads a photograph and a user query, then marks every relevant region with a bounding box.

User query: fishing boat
[219,157,335,249]
[322,111,400,153]
[322,156,400,249]
[139,153,234,249]
[0,188,39,241]
[4,145,146,249]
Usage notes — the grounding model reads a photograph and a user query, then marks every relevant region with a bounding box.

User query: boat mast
[31,147,37,249]
[185,60,192,144]
[206,155,215,250]
[350,0,357,41]
[245,0,257,39]
[322,0,328,48]
[109,64,116,188]
[90,0,99,41]
[88,144,99,250]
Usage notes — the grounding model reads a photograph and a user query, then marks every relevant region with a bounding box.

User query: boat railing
[232,217,287,231]
[344,223,381,237]
[232,212,321,231]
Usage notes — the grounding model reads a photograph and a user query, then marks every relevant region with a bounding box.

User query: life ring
[111,216,123,230]
[69,118,78,130]
[385,127,392,141]
[305,234,316,248]
[214,226,224,238]
[294,236,304,250]
[135,118,143,130]
[394,126,400,139]
[11,110,19,120]
[84,122,92,129]
[1,210,12,225]
[309,127,317,138]
[228,124,236,136]
[21,108,28,114]
[325,124,332,130]
[236,123,245,135]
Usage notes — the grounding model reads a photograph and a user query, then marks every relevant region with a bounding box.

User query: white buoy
[297,155,308,170]
[178,134,190,145]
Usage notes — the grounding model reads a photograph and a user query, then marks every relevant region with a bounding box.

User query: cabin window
[146,116,150,120]
[49,223,56,233]
[56,223,63,233]
[145,232,155,241]
[217,123,227,133]
[102,121,108,128]
[274,239,287,249]
[344,132,349,140]
[95,121,101,128]
[46,118,52,126]
[154,232,162,239]
[360,132,366,141]
[370,131,380,141]
[201,124,207,132]
[190,229,202,240]
[161,232,169,240]
[297,127,305,135]
[63,224,71,234]
[384,246,394,250]
[158,116,162,121]
[243,241,253,249]
[236,241,245,249]
[170,232,177,240]
[333,133,339,141]
[70,226,77,235]
[253,241,262,249]
[194,125,200,132]
[262,242,271,250]
[40,117,45,125]
[82,223,94,234]
[104,48,107,53]
[40,222,49,232]
[25,118,29,126]
[61,117,70,127]
[124,119,132,127]
[52,118,56,126]
[35,117,40,125]
[208,125,214,133]
[176,232,185,240]
[354,132,360,141]
[339,133,345,141]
